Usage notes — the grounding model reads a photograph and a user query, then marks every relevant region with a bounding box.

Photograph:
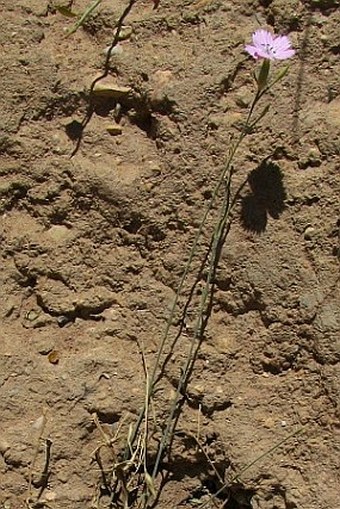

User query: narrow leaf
[66,0,102,37]
[249,104,270,129]
[144,471,157,499]
[267,65,290,92]
[256,59,270,92]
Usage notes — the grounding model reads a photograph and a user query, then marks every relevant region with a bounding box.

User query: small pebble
[46,225,72,244]
[112,26,132,41]
[103,43,123,57]
[57,315,72,328]
[44,491,57,502]
[304,226,316,240]
[48,350,60,364]
[93,82,131,99]
[106,123,123,135]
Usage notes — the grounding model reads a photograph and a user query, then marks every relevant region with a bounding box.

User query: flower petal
[274,48,296,60]
[274,35,292,47]
[245,29,295,61]
[273,36,293,52]
[252,29,274,49]
[245,44,261,59]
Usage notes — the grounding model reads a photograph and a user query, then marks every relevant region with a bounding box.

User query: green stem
[148,64,280,478]
[151,171,234,480]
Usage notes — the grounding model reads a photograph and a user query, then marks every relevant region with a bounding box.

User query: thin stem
[148,67,278,479]
[151,171,234,478]
[129,73,268,462]
[128,134,245,452]
[200,427,304,508]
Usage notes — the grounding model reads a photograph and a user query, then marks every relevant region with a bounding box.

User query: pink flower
[245,29,295,61]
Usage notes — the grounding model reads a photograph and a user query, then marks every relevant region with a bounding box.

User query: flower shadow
[240,160,287,233]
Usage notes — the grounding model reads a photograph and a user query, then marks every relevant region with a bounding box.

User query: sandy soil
[0,0,339,508]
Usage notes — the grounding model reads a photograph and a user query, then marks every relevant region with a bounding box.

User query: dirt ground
[0,0,339,508]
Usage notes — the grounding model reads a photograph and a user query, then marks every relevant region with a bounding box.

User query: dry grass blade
[200,427,305,508]
[66,0,102,36]
[91,412,145,507]
[26,409,50,508]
